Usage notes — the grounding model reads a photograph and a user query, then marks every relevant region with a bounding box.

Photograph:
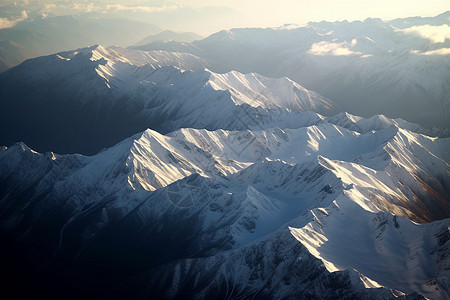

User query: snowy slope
[3,42,446,158]
[1,25,449,297]
[208,70,334,111]
[290,194,450,300]
[1,123,448,224]
[162,13,450,129]
[0,15,163,75]
[0,117,448,298]
[0,45,335,155]
[324,112,450,138]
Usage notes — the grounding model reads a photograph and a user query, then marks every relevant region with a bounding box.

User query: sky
[0,0,449,34]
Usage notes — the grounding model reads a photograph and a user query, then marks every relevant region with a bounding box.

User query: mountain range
[1,116,449,299]
[1,12,449,129]
[0,45,338,154]
[0,11,449,300]
[138,11,450,130]
[0,15,161,72]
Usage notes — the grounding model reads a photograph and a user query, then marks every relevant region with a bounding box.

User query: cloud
[307,40,363,56]
[105,4,178,13]
[0,10,28,29]
[40,2,100,13]
[37,2,179,15]
[73,3,97,13]
[400,25,450,43]
[0,18,17,29]
[412,48,450,55]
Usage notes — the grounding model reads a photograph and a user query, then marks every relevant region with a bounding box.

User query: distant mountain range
[1,12,449,130]
[133,30,204,46]
[185,11,450,129]
[0,15,161,72]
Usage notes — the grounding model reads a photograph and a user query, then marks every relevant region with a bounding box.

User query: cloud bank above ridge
[0,0,448,34]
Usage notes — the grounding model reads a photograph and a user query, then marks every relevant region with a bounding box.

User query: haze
[0,0,448,34]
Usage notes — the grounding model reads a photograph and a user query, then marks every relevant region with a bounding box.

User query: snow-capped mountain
[3,43,448,157]
[290,200,450,299]
[0,117,448,298]
[0,45,336,155]
[0,15,162,72]
[1,12,449,130]
[0,14,449,299]
[143,12,450,130]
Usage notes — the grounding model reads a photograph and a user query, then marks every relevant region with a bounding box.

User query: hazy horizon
[0,0,449,35]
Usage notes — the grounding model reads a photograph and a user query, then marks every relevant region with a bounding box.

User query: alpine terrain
[0,12,449,300]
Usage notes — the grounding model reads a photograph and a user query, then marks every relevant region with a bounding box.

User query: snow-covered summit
[1,116,449,298]
[181,13,450,130]
[325,112,450,138]
[0,45,335,154]
[0,37,449,299]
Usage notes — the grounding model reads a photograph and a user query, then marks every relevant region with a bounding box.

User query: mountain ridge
[0,45,336,155]
[1,119,448,298]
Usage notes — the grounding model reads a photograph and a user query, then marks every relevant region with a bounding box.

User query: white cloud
[0,18,17,29]
[0,10,28,29]
[412,48,450,55]
[41,2,100,13]
[37,2,179,15]
[400,25,450,43]
[105,4,178,13]
[73,3,97,13]
[307,40,363,56]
